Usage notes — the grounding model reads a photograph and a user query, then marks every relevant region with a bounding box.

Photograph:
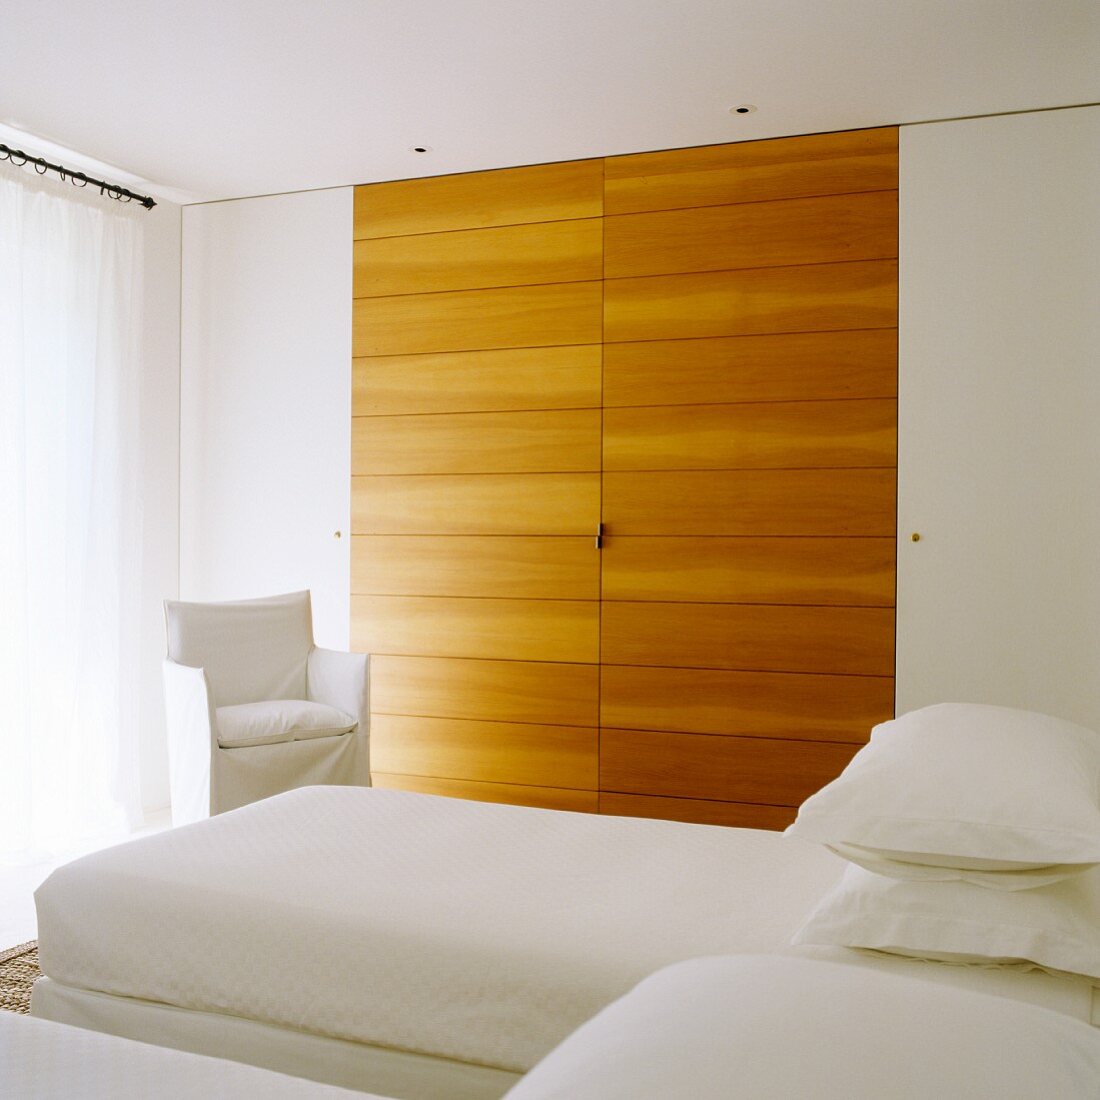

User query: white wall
[138,198,182,813]
[897,106,1100,728]
[180,188,352,649]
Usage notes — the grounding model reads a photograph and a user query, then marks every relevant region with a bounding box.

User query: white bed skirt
[30,977,520,1100]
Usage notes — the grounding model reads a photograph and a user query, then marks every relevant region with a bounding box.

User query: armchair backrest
[164,591,314,707]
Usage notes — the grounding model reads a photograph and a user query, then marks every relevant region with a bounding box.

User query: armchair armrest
[163,658,217,826]
[307,647,370,734]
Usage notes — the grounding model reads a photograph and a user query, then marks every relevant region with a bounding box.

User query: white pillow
[787,703,1100,888]
[504,955,1100,1100]
[793,862,1100,983]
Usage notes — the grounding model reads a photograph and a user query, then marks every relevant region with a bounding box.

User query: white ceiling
[2,0,1097,205]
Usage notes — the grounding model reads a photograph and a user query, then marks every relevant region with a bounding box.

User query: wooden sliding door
[352,161,604,811]
[598,128,898,827]
[352,127,898,827]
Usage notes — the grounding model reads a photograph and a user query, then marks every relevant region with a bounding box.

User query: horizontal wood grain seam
[597,663,894,678]
[353,187,900,243]
[355,256,896,304]
[353,211,607,242]
[373,772,597,793]
[370,711,596,730]
[349,326,899,361]
[350,394,897,419]
[603,254,900,286]
[351,592,895,607]
[354,325,897,356]
[599,788,800,809]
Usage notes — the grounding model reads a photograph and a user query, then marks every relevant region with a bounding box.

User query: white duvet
[35,786,843,1072]
[0,1011,375,1099]
[506,954,1100,1100]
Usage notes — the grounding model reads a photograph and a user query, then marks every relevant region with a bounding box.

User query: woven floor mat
[0,940,40,1015]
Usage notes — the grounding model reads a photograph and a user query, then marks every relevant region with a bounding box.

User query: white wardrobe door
[896,106,1100,728]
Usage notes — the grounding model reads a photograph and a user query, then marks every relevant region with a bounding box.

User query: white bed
[31,785,1100,1098]
[0,1010,378,1099]
[16,959,1098,1100]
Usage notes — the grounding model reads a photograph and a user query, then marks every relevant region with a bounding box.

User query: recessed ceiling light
[409,145,431,153]
[730,104,757,115]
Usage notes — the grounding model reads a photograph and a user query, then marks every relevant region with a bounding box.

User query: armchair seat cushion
[216,700,357,749]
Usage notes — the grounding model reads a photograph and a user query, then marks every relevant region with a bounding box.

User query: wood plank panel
[372,655,599,727]
[354,281,602,357]
[604,469,896,536]
[352,473,600,535]
[602,330,897,408]
[355,160,603,239]
[371,715,597,789]
[601,728,861,805]
[356,219,602,297]
[604,260,897,344]
[372,772,598,813]
[600,536,895,605]
[603,399,896,471]
[354,409,601,475]
[352,536,600,599]
[600,665,893,740]
[602,602,895,676]
[604,127,898,214]
[353,345,602,417]
[600,792,796,830]
[353,595,599,663]
[605,191,897,279]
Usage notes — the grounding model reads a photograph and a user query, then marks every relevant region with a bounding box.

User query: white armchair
[163,590,369,826]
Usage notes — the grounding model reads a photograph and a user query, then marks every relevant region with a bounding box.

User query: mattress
[35,785,845,1073]
[0,1010,378,1099]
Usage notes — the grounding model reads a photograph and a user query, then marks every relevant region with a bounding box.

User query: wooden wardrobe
[351,126,898,829]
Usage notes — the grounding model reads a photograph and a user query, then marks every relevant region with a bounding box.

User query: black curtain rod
[0,142,156,209]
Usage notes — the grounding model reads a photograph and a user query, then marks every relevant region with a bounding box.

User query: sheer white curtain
[0,164,145,862]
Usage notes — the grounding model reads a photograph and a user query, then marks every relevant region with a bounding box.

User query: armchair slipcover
[163,591,369,825]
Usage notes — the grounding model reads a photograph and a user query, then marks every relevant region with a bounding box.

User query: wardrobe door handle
[594,523,604,550]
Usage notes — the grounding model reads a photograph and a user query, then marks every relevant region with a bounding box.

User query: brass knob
[911,532,921,542]
[334,531,342,539]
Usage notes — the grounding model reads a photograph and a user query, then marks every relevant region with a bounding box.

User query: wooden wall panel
[372,656,599,728]
[352,595,599,663]
[599,793,797,830]
[600,665,893,741]
[604,127,897,214]
[354,280,603,357]
[600,536,895,606]
[601,729,862,806]
[355,218,602,297]
[601,602,895,676]
[353,345,602,416]
[353,409,601,475]
[602,330,897,408]
[604,469,896,537]
[373,773,598,813]
[603,399,896,471]
[352,473,600,535]
[355,159,603,238]
[604,191,897,279]
[604,259,897,343]
[353,129,897,824]
[352,536,599,600]
[371,715,597,789]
